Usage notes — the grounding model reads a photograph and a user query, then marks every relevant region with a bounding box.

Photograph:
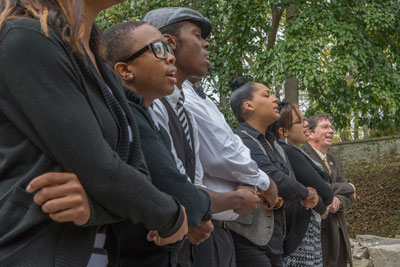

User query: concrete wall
[329,136,400,165]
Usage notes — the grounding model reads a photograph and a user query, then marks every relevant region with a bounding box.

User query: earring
[128,73,134,79]
[285,137,288,144]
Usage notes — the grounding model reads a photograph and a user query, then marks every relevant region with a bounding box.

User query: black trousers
[177,240,194,267]
[231,231,283,267]
[193,225,236,267]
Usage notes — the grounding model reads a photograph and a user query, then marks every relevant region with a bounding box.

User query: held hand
[26,172,90,225]
[352,185,357,200]
[187,220,214,245]
[259,180,278,210]
[147,205,188,246]
[328,196,341,214]
[233,187,260,215]
[301,187,319,210]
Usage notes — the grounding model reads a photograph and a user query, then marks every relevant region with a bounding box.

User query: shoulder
[282,143,304,159]
[1,17,42,34]
[233,126,248,138]
[1,17,64,47]
[0,18,73,73]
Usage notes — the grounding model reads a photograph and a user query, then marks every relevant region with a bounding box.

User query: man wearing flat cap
[144,7,277,267]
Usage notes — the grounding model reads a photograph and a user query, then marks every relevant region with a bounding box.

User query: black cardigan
[0,18,183,266]
[280,141,334,257]
[115,90,212,267]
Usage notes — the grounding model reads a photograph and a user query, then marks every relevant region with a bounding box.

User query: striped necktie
[323,156,332,175]
[176,90,192,149]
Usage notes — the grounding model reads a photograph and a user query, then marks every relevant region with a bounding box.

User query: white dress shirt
[183,81,270,220]
[311,145,327,161]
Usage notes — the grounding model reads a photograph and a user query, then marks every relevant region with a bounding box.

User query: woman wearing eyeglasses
[228,78,320,267]
[102,21,214,267]
[269,102,333,266]
[0,1,188,266]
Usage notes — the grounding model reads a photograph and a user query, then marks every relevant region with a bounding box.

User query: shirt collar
[183,80,193,87]
[310,145,326,161]
[164,85,182,108]
[148,107,160,130]
[238,121,265,140]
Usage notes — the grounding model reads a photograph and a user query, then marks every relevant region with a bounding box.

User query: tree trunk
[284,3,299,104]
[268,6,283,49]
[284,76,299,103]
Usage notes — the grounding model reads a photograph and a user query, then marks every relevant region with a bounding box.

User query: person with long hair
[229,78,319,267]
[270,102,333,266]
[0,1,187,266]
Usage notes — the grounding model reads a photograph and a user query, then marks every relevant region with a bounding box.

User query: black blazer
[280,141,334,256]
[234,122,309,255]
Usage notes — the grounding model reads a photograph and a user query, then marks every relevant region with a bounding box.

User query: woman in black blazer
[270,102,334,266]
[229,78,320,267]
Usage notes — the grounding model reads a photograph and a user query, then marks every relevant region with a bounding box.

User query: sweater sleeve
[0,23,183,237]
[283,145,334,206]
[131,104,212,226]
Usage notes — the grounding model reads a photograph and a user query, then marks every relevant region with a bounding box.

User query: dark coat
[280,141,334,257]
[303,143,355,267]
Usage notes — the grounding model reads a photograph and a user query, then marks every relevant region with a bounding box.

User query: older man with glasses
[303,114,356,267]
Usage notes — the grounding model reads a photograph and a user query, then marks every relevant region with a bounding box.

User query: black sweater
[280,141,334,256]
[115,90,212,267]
[0,18,183,266]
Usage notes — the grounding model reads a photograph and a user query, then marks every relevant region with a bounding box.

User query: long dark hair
[0,0,98,54]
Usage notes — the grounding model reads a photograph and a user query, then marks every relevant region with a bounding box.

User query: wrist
[231,190,244,211]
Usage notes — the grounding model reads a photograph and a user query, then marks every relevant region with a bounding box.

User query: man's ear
[308,130,315,140]
[164,34,178,51]
[114,62,134,81]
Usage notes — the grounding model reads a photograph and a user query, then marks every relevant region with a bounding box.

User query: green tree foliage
[97,0,400,136]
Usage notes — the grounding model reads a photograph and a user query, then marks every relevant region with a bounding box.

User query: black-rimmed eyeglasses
[124,40,174,62]
[290,119,305,126]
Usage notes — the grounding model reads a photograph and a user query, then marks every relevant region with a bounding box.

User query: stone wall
[329,136,400,165]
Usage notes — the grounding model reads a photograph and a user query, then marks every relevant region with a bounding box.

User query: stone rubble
[351,235,400,267]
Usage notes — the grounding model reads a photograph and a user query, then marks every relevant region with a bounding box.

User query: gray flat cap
[143,7,212,38]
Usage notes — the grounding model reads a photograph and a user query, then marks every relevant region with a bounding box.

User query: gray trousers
[193,225,236,267]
